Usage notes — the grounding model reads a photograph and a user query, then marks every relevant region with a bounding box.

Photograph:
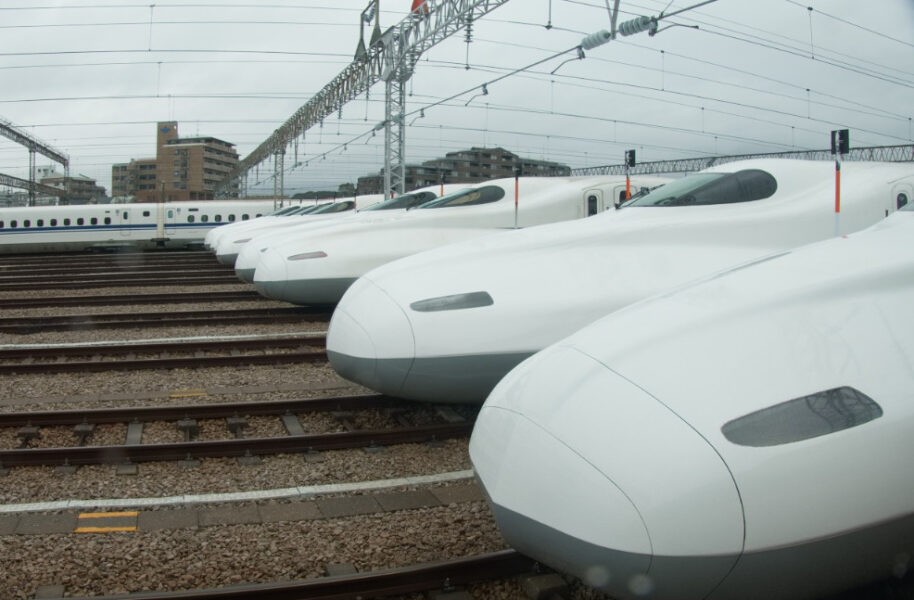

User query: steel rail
[0,335,327,374]
[0,307,331,333]
[0,423,473,466]
[0,250,212,264]
[0,274,241,290]
[61,550,536,600]
[0,268,234,283]
[0,290,265,309]
[0,394,398,427]
[0,262,233,275]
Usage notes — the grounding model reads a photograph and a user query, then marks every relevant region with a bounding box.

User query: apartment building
[112,122,239,202]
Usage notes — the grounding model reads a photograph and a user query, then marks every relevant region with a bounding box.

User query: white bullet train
[0,199,288,254]
[253,175,668,305]
[203,202,324,251]
[327,159,914,403]
[233,184,468,282]
[212,194,384,267]
[469,204,914,600]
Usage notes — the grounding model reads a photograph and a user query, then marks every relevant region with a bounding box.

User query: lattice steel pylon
[216,0,512,198]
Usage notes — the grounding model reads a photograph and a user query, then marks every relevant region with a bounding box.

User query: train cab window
[37,219,44,227]
[311,201,355,214]
[187,215,195,223]
[143,210,151,217]
[90,217,98,225]
[77,218,84,225]
[50,219,57,226]
[24,220,30,228]
[362,191,439,211]
[625,170,777,208]
[228,214,236,222]
[898,193,909,210]
[721,386,882,447]
[104,217,111,225]
[201,214,209,223]
[420,185,505,208]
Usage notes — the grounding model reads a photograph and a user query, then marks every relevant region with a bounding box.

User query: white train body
[203,203,320,250]
[232,185,467,282]
[327,159,914,403]
[212,195,384,266]
[0,199,288,254]
[253,175,668,305]
[470,206,914,600]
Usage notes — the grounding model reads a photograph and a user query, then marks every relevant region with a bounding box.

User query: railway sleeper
[73,422,95,446]
[176,418,199,441]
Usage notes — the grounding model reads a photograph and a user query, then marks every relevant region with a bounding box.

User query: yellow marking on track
[78,511,138,519]
[169,388,208,398]
[74,526,137,533]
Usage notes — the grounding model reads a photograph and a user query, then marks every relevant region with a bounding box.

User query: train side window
[242,214,250,220]
[143,210,151,217]
[721,386,882,447]
[167,210,175,218]
[187,215,195,223]
[122,211,129,219]
[104,217,111,225]
[64,218,71,226]
[50,219,57,226]
[255,213,264,217]
[0,220,4,228]
[77,218,84,225]
[228,214,236,222]
[201,214,209,223]
[10,220,16,228]
[37,219,44,227]
[90,217,98,225]
[214,214,222,222]
[24,220,30,227]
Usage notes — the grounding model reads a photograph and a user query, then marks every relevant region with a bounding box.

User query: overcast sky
[1,0,912,196]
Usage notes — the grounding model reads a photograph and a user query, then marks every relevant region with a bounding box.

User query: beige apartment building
[112,122,239,202]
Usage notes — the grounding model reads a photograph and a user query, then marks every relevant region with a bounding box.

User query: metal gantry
[0,117,70,205]
[218,0,512,198]
[571,144,914,176]
[0,172,71,200]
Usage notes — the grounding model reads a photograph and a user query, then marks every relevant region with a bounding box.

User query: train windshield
[362,191,438,211]
[310,201,354,214]
[624,169,778,207]
[269,206,303,216]
[420,185,505,209]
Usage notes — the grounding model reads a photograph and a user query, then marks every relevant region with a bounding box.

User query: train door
[120,208,131,237]
[165,206,178,235]
[892,181,913,216]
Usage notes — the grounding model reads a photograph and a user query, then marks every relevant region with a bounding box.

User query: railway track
[0,306,332,333]
[0,394,475,467]
[55,550,539,600]
[0,333,327,374]
[0,272,242,290]
[0,290,267,309]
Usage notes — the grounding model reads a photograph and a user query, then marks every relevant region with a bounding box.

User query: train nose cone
[253,247,289,300]
[471,346,744,600]
[234,243,264,282]
[327,277,416,396]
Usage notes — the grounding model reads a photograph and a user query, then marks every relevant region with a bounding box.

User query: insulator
[618,16,655,36]
[581,30,611,50]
